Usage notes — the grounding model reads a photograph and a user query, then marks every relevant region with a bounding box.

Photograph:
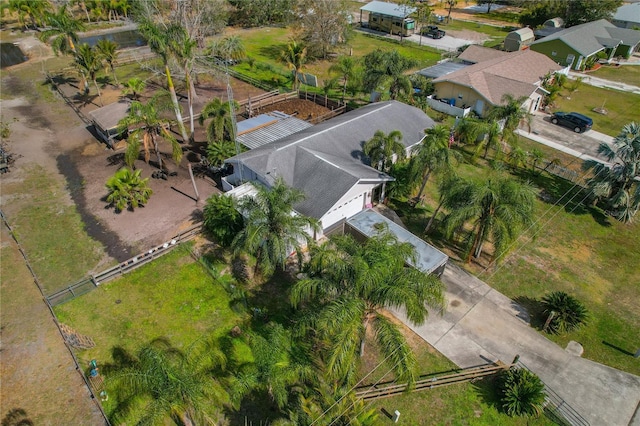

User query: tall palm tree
[74,43,103,104]
[411,125,461,203]
[362,49,417,100]
[583,121,640,223]
[105,167,153,212]
[329,56,358,101]
[38,5,85,55]
[199,97,238,144]
[95,38,119,86]
[363,130,405,173]
[232,177,319,277]
[424,175,465,233]
[169,26,198,142]
[281,40,307,91]
[443,175,536,263]
[488,94,530,145]
[109,337,229,426]
[8,0,50,30]
[208,35,246,63]
[291,228,445,386]
[117,94,182,170]
[122,77,146,101]
[137,19,190,143]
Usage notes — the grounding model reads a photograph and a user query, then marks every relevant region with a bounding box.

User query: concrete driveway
[356,27,482,52]
[390,263,640,426]
[520,113,614,162]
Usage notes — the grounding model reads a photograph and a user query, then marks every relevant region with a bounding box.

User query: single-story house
[431,46,565,117]
[222,101,434,237]
[504,28,535,52]
[88,100,130,146]
[530,19,640,69]
[612,2,640,29]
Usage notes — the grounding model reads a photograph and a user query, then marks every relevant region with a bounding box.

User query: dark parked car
[551,112,593,133]
[423,25,446,39]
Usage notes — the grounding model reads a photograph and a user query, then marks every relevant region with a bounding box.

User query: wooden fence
[46,223,202,306]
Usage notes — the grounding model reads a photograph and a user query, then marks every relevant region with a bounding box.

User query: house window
[458,94,463,99]
[551,51,557,57]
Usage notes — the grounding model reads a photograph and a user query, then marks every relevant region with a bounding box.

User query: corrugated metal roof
[418,61,469,79]
[346,209,448,274]
[237,116,312,150]
[88,100,130,131]
[360,1,416,19]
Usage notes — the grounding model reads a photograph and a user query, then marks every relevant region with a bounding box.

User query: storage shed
[89,100,130,146]
[504,28,535,52]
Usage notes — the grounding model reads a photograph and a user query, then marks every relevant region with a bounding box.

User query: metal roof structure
[360,1,416,19]
[346,209,448,275]
[418,61,469,79]
[237,112,312,150]
[88,100,130,131]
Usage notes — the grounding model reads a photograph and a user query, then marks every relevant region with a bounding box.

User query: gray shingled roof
[360,1,416,19]
[226,101,434,219]
[531,19,640,56]
[613,2,640,25]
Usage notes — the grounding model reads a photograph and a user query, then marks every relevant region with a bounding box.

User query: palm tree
[362,49,417,100]
[488,94,530,145]
[442,175,536,263]
[206,140,236,167]
[105,167,153,212]
[117,94,182,170]
[583,121,640,223]
[122,77,146,101]
[541,291,589,334]
[329,56,358,101]
[498,368,546,417]
[507,146,528,170]
[363,130,405,173]
[529,148,545,173]
[137,19,190,143]
[8,0,50,30]
[281,40,307,91]
[232,177,319,277]
[424,175,465,233]
[411,125,461,203]
[291,227,445,386]
[232,322,315,411]
[169,26,198,142]
[208,35,246,63]
[203,194,243,247]
[109,337,229,426]
[199,97,238,144]
[95,38,119,86]
[74,43,103,104]
[38,5,85,55]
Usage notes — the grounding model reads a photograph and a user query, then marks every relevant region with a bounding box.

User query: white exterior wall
[320,182,379,231]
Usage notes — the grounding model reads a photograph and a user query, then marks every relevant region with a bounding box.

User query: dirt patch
[248,98,332,121]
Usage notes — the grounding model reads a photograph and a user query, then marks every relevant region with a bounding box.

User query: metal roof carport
[346,209,448,276]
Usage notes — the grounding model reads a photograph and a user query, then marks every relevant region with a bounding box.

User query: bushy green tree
[362,49,417,100]
[203,194,243,247]
[363,129,405,173]
[105,167,152,212]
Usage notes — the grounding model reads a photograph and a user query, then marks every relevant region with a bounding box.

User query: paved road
[390,263,640,426]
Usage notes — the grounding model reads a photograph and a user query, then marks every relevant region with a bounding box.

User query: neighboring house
[612,2,640,29]
[430,46,565,117]
[222,101,434,237]
[504,28,535,52]
[534,17,565,39]
[530,19,640,69]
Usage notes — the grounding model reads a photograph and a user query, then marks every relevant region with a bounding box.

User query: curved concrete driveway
[390,263,640,426]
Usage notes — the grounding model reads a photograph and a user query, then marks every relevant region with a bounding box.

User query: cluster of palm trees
[5,0,130,30]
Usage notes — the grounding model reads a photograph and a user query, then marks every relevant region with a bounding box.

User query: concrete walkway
[567,71,640,95]
[390,263,640,426]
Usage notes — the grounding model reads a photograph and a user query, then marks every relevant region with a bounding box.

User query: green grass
[54,246,248,366]
[553,83,640,136]
[2,165,106,294]
[589,65,640,87]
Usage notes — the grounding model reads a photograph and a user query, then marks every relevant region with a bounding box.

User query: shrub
[541,291,589,334]
[498,368,546,417]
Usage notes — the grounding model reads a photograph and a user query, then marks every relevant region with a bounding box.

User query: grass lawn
[589,64,640,87]
[392,141,640,376]
[229,26,441,89]
[553,84,640,136]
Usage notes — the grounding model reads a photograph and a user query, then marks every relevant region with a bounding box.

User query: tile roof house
[431,46,565,117]
[530,19,640,69]
[612,2,640,29]
[222,101,434,237]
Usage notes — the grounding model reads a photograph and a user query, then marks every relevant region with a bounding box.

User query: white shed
[504,28,535,52]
